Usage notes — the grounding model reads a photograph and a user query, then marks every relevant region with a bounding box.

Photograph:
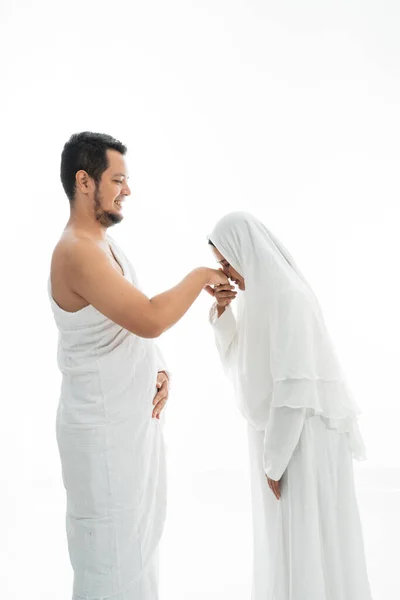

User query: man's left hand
[152,371,169,419]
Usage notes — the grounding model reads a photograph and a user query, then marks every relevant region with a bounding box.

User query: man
[49,132,227,600]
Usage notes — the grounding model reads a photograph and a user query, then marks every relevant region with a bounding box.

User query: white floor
[6,463,398,599]
[159,464,399,600]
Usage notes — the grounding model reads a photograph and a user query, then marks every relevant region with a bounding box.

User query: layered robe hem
[210,302,372,600]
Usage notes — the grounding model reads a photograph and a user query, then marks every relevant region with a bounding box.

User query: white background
[1,1,399,598]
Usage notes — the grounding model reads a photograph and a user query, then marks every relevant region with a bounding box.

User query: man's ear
[76,170,92,195]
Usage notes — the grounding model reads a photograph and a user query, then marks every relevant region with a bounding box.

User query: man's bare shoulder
[50,229,157,335]
[50,230,111,312]
[52,230,105,275]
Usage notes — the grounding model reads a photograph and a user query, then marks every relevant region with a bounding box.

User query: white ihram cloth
[209,212,372,599]
[49,238,168,600]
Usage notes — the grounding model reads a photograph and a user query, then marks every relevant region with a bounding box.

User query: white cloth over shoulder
[209,212,366,463]
[49,237,168,600]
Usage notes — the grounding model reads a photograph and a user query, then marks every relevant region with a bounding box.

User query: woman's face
[211,246,246,290]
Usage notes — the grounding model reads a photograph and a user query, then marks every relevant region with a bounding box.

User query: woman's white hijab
[209,212,365,459]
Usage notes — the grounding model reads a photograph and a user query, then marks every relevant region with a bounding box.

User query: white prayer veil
[209,212,365,460]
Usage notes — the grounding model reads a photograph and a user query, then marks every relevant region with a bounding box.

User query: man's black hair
[60,131,127,202]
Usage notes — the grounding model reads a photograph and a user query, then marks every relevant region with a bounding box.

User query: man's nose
[123,183,132,196]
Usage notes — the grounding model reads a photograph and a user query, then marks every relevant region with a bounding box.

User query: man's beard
[94,187,123,228]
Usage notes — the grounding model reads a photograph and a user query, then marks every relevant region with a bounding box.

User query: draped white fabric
[247,419,373,600]
[208,211,365,459]
[209,213,372,599]
[49,238,167,600]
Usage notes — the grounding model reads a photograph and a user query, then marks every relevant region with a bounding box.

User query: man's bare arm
[67,240,227,338]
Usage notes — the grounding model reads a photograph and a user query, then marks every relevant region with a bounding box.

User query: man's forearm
[150,268,209,335]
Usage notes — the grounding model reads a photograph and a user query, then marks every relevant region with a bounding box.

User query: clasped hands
[204,278,237,310]
[153,275,281,499]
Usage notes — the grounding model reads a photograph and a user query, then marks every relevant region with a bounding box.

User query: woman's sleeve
[263,406,306,481]
[263,292,312,480]
[209,303,238,371]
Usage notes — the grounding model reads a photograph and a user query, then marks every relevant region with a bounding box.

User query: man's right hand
[206,268,229,287]
[203,268,228,296]
[57,240,232,339]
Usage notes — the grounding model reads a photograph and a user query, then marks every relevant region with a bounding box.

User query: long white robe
[211,305,373,600]
[49,238,168,600]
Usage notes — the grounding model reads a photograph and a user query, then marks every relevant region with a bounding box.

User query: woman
[207,212,372,600]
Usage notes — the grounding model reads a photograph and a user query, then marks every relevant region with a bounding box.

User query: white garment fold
[263,407,306,481]
[209,212,372,599]
[209,303,237,369]
[209,212,366,466]
[49,237,168,600]
[247,419,373,600]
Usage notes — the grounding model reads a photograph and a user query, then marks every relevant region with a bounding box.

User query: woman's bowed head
[204,239,239,310]
[208,239,246,291]
[205,236,245,313]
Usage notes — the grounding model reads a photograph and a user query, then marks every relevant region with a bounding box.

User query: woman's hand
[266,475,281,500]
[207,283,237,307]
[204,280,237,318]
